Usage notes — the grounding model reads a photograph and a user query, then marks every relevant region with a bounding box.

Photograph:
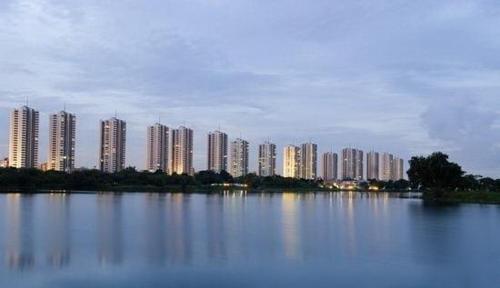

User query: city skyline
[5,105,406,180]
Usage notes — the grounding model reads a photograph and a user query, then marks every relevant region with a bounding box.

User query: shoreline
[0,186,413,194]
[1,188,499,205]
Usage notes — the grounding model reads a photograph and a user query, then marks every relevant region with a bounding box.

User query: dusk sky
[0,0,499,176]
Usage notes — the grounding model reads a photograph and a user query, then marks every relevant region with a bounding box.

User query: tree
[407,152,465,199]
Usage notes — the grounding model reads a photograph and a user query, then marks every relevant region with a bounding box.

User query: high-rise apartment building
[258,141,276,177]
[366,151,380,180]
[207,130,228,173]
[322,152,338,181]
[230,138,249,177]
[283,145,301,178]
[48,111,76,172]
[300,142,317,180]
[170,126,193,175]
[99,117,126,173]
[356,150,364,180]
[380,153,394,181]
[342,148,364,180]
[146,123,169,172]
[392,157,404,180]
[9,106,39,168]
[341,148,364,180]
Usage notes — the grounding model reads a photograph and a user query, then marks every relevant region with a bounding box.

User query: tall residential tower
[99,117,126,173]
[258,141,276,177]
[207,130,228,173]
[366,151,380,180]
[9,106,39,168]
[283,145,301,178]
[146,123,169,172]
[48,111,76,172]
[300,142,317,180]
[380,153,394,181]
[342,148,364,180]
[170,126,193,175]
[322,152,338,181]
[392,157,404,180]
[230,138,249,177]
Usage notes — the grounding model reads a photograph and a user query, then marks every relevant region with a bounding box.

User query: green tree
[407,152,465,199]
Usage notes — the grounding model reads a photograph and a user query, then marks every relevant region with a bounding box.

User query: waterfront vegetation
[0,151,499,204]
[0,166,409,192]
[407,152,500,204]
[0,167,321,192]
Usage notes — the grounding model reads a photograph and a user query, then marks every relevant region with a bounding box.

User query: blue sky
[0,0,499,176]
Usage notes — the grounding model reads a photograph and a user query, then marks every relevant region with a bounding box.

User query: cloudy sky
[0,0,499,176]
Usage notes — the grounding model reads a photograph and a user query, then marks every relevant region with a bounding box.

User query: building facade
[283,145,301,178]
[48,111,76,172]
[207,130,228,173]
[258,142,276,177]
[99,117,126,173]
[170,126,194,175]
[230,138,249,177]
[321,152,338,181]
[146,123,169,172]
[341,148,363,180]
[9,106,39,168]
[380,153,394,181]
[366,151,380,180]
[392,157,404,180]
[300,142,317,180]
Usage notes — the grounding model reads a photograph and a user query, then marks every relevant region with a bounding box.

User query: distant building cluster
[3,106,405,180]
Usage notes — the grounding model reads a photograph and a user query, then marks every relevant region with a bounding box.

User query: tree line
[0,167,320,191]
[0,152,498,195]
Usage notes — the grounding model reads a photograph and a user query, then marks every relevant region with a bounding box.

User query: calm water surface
[0,192,499,287]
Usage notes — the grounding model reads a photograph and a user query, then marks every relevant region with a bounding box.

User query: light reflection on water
[0,191,499,287]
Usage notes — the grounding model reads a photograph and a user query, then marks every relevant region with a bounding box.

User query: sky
[0,0,499,177]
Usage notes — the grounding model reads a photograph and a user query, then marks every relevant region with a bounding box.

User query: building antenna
[25,96,29,107]
[158,113,161,124]
[114,110,117,118]
[63,102,66,112]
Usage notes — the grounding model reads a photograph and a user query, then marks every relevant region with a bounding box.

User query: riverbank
[422,190,500,205]
[438,191,500,204]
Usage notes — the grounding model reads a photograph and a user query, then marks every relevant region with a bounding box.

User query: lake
[0,191,499,287]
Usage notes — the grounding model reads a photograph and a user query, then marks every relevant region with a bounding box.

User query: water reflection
[97,193,123,265]
[281,193,300,260]
[164,193,192,264]
[1,192,499,288]
[206,194,226,261]
[407,202,458,265]
[144,193,167,265]
[46,194,71,268]
[5,194,35,270]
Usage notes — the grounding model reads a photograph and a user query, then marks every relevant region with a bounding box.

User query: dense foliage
[0,167,320,191]
[407,152,500,200]
[2,152,498,195]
